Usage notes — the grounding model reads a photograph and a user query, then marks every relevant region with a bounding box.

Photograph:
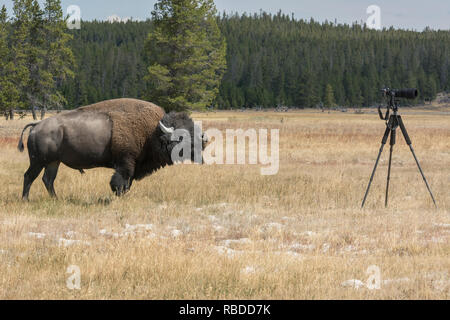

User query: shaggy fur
[78,98,165,160]
[77,99,200,184]
[133,111,199,180]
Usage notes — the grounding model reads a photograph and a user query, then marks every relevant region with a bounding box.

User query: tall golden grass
[0,109,448,299]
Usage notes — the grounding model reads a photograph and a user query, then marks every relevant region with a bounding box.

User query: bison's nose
[202,133,209,143]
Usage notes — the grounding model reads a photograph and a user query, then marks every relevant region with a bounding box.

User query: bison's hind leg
[42,162,60,198]
[22,163,44,201]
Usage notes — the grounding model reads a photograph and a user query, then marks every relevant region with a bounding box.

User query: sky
[1,0,449,31]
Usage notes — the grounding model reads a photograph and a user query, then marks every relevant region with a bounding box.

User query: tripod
[361,106,437,208]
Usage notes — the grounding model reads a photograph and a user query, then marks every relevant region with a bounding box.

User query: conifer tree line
[1,4,449,113]
[0,0,74,119]
[63,12,449,110]
[217,12,449,109]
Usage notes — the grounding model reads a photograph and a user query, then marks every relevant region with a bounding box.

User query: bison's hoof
[113,187,129,197]
[110,172,131,196]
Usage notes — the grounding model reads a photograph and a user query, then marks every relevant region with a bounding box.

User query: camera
[381,88,418,99]
[378,87,419,120]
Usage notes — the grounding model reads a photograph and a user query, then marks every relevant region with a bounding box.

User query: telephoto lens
[393,88,418,99]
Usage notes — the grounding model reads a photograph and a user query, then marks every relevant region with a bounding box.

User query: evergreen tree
[0,5,20,119]
[41,0,75,117]
[10,0,31,115]
[144,0,227,111]
[423,75,437,102]
[324,84,335,109]
[25,0,48,119]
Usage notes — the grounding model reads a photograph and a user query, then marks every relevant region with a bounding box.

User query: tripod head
[378,88,418,120]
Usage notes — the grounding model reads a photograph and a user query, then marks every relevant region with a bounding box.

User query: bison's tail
[18,123,39,152]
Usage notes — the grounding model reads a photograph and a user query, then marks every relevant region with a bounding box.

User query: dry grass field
[0,108,448,299]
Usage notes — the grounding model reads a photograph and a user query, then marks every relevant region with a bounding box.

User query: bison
[18,98,207,200]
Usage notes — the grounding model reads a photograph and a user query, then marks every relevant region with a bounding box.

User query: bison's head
[158,112,207,164]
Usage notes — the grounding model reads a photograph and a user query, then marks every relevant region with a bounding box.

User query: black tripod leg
[398,116,437,208]
[362,125,391,208]
[385,128,396,207]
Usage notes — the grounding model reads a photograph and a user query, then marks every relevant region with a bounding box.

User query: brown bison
[18,98,207,200]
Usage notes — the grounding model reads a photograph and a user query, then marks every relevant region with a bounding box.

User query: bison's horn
[159,121,175,134]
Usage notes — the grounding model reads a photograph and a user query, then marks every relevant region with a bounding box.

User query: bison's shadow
[63,196,114,207]
[18,195,116,217]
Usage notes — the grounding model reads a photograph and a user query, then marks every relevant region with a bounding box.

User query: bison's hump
[78,98,165,116]
[78,98,166,161]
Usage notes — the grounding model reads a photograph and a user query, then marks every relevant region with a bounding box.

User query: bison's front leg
[110,159,135,196]
[110,172,132,196]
